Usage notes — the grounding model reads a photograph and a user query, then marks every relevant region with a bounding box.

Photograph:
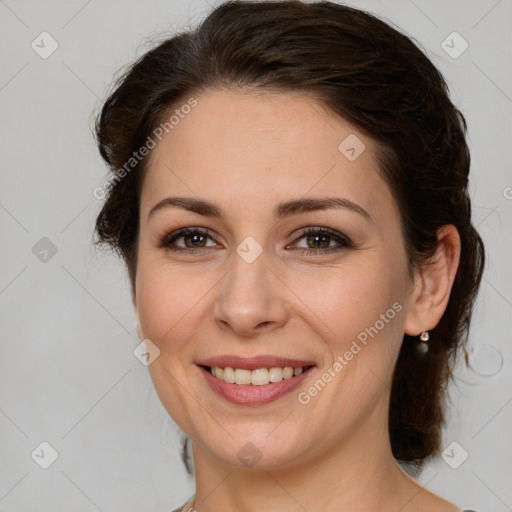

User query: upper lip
[197,355,316,371]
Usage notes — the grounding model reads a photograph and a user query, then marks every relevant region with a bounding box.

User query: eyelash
[158,226,355,256]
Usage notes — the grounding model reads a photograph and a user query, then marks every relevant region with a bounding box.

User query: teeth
[209,366,308,385]
[268,367,283,382]
[223,367,235,383]
[234,368,252,385]
[251,368,269,385]
[283,367,294,379]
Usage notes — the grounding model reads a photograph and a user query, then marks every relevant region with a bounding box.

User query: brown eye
[292,228,354,255]
[160,228,218,251]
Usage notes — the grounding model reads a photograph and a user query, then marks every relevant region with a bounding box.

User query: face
[133,88,416,469]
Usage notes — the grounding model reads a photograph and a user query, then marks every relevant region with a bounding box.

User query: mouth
[196,355,317,405]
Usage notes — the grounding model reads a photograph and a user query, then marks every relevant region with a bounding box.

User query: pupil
[308,234,329,249]
[186,233,206,248]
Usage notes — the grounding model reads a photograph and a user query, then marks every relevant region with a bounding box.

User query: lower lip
[199,366,314,405]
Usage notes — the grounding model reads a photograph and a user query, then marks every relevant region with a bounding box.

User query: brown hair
[94,0,485,472]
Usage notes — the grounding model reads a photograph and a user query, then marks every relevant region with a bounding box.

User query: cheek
[296,260,400,339]
[135,262,216,352]
[296,260,407,405]
[297,265,405,410]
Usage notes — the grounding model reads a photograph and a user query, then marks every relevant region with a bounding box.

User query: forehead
[140,88,396,224]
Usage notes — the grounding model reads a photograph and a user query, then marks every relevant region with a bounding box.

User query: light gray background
[0,0,511,511]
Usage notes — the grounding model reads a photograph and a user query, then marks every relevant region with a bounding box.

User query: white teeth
[223,367,235,383]
[251,368,269,386]
[268,367,283,382]
[234,368,252,385]
[283,367,294,379]
[209,365,308,385]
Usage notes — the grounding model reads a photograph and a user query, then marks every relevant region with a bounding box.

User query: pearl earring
[416,330,430,354]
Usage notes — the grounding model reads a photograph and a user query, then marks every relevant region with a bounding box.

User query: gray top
[170,501,478,511]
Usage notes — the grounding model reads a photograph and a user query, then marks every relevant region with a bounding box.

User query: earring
[417,330,429,353]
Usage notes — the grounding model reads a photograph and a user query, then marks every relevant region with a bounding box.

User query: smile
[206,366,311,385]
[198,364,316,405]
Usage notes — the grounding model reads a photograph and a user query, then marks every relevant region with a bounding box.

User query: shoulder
[169,496,194,512]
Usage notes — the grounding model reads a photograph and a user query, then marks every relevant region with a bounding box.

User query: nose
[213,249,290,338]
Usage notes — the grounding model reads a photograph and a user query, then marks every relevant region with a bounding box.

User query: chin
[194,425,313,471]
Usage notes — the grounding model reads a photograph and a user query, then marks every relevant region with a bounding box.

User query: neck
[188,399,424,512]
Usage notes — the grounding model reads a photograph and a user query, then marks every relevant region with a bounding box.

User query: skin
[132,88,462,512]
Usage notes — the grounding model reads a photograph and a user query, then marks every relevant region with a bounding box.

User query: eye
[159,227,219,252]
[290,227,354,255]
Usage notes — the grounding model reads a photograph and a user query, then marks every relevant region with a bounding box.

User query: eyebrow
[148,196,373,224]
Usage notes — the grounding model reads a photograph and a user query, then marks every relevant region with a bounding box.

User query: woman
[93,1,485,510]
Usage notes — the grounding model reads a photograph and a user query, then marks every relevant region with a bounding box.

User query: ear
[403,224,461,337]
[132,285,144,341]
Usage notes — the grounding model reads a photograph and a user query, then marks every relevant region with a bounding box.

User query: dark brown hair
[94,0,485,472]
